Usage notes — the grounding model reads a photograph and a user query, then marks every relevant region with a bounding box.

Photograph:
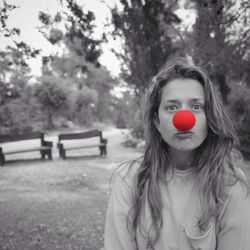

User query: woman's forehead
[161,78,205,101]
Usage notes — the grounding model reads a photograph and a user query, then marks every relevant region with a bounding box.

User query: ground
[0,128,143,250]
[0,128,249,250]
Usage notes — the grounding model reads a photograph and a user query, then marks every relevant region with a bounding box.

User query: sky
[0,0,195,78]
[0,0,123,77]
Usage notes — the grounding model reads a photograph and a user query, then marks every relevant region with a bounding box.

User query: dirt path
[0,128,143,250]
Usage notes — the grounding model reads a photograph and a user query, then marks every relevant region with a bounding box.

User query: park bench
[0,132,53,166]
[57,129,107,159]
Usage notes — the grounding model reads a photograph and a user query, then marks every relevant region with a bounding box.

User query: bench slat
[3,146,51,155]
[58,130,101,141]
[64,143,106,151]
[0,132,43,143]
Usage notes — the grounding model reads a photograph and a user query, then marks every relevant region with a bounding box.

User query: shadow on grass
[1,154,108,167]
[0,158,52,167]
[59,154,107,161]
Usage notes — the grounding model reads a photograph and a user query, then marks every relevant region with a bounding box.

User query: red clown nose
[172,110,196,131]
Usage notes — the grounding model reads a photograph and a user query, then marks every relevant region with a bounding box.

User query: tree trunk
[214,73,230,105]
[47,108,54,129]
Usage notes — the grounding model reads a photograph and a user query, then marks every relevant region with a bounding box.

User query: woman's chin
[170,140,201,151]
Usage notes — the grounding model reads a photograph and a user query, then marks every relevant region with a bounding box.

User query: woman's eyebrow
[163,98,204,103]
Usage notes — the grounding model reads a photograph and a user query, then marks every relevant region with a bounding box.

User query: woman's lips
[175,131,193,138]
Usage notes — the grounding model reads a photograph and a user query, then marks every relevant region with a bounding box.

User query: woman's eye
[166,105,178,111]
[192,104,203,111]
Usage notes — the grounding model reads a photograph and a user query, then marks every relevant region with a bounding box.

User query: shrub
[228,82,250,160]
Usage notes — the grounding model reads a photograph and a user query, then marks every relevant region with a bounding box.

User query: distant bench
[0,132,53,166]
[57,129,107,159]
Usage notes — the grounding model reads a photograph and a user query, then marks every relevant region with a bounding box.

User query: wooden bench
[57,129,107,159]
[0,132,53,166]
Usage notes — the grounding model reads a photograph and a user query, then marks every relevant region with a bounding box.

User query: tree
[109,0,182,138]
[34,75,70,129]
[228,82,250,159]
[72,86,98,125]
[85,65,117,122]
[63,0,102,66]
[111,0,180,92]
[0,1,40,64]
[110,90,137,129]
[38,0,103,73]
[190,0,250,158]
[38,1,119,127]
[0,46,37,133]
[191,0,250,103]
[0,1,42,133]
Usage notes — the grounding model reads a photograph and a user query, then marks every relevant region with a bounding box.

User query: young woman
[104,57,250,250]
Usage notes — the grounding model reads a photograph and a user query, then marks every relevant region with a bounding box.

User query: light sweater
[104,161,250,250]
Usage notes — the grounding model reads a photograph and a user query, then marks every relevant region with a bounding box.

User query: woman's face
[155,78,208,151]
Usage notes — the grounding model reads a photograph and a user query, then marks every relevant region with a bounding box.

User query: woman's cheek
[194,113,208,141]
[162,113,174,129]
[196,113,207,129]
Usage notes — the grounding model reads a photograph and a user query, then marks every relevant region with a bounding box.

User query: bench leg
[59,148,66,159]
[41,150,52,160]
[0,148,5,166]
[99,146,103,156]
[58,144,66,159]
[62,149,66,160]
[47,149,52,160]
[100,145,107,156]
[41,151,46,160]
[0,154,5,166]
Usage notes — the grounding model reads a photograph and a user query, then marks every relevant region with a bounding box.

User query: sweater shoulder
[114,157,142,186]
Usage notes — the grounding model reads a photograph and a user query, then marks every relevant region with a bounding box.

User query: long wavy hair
[125,57,249,249]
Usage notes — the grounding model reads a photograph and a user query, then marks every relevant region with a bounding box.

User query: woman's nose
[172,110,196,131]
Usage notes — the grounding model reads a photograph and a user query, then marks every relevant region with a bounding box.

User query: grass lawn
[0,161,109,250]
[0,128,142,250]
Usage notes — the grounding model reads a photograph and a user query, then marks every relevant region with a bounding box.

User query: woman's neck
[169,148,194,170]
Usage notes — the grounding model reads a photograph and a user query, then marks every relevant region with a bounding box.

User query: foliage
[48,54,86,78]
[0,46,33,106]
[40,53,118,128]
[0,1,42,134]
[38,0,102,70]
[0,99,36,134]
[34,75,70,129]
[0,80,9,106]
[0,1,19,37]
[0,45,39,134]
[191,0,250,103]
[189,0,250,158]
[72,86,98,126]
[110,0,181,138]
[110,90,136,129]
[63,0,102,66]
[110,0,181,91]
[0,2,40,65]
[228,82,250,160]
[85,65,116,123]
[35,0,117,129]
[0,82,43,134]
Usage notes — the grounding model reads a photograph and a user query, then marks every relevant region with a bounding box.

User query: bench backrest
[0,132,44,143]
[58,129,102,141]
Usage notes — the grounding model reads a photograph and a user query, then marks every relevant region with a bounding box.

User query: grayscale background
[0,0,249,249]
